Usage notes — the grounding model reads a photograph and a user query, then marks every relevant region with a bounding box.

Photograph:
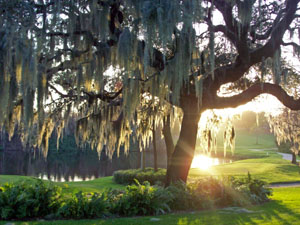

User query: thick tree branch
[211,83,300,110]
[83,88,123,103]
[212,24,237,43]
[207,0,300,95]
[250,8,285,41]
[250,0,300,64]
[282,41,300,49]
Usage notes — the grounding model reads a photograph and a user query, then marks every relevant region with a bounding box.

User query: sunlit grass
[189,156,300,184]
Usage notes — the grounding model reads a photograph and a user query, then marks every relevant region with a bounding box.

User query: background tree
[1,0,300,184]
[268,66,300,164]
[269,108,300,164]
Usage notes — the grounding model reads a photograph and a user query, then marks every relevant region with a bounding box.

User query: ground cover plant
[0,174,271,221]
[0,180,62,220]
[2,187,293,225]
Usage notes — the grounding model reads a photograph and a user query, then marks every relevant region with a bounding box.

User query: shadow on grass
[276,164,300,174]
[0,201,298,225]
[167,200,300,225]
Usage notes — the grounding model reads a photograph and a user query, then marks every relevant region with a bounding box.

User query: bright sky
[198,94,283,127]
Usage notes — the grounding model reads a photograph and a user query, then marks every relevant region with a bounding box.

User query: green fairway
[1,187,299,225]
[198,129,278,160]
[191,131,300,184]
[189,156,300,184]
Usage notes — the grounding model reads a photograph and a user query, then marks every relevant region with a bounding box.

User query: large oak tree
[1,0,300,184]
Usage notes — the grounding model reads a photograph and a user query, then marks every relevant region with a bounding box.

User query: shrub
[0,180,62,220]
[167,174,272,211]
[231,173,272,204]
[111,180,172,216]
[57,191,107,219]
[0,174,271,220]
[189,177,249,208]
[166,181,202,210]
[113,168,166,185]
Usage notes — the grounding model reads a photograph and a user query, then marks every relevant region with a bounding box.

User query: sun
[191,155,219,170]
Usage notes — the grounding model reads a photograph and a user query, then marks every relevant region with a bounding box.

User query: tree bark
[162,115,175,169]
[292,152,297,164]
[166,96,201,185]
[141,149,146,170]
[152,119,158,172]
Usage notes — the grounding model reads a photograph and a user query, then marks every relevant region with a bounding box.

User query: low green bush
[57,191,107,219]
[231,173,272,204]
[167,174,272,210]
[0,180,62,220]
[113,167,166,185]
[109,180,172,216]
[165,181,202,210]
[0,174,272,220]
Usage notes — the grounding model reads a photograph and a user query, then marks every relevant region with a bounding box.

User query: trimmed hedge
[113,167,166,185]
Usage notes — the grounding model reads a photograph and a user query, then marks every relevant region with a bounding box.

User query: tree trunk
[141,149,146,170]
[162,115,175,169]
[292,152,297,164]
[166,97,201,185]
[152,119,158,172]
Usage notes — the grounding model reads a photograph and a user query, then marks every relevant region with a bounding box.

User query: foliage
[230,173,272,204]
[109,180,172,216]
[0,174,272,220]
[0,0,299,172]
[57,192,107,219]
[268,108,300,158]
[276,140,292,153]
[113,168,166,185]
[166,181,201,210]
[1,187,297,225]
[167,175,272,210]
[0,180,62,220]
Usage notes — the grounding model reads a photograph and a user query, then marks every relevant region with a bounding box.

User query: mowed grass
[192,130,300,183]
[189,157,300,184]
[0,175,123,194]
[1,187,300,225]
[201,129,278,160]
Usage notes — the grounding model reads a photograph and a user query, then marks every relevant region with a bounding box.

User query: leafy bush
[0,180,62,220]
[231,173,272,204]
[110,180,172,216]
[0,174,271,220]
[166,181,202,210]
[167,174,272,210]
[113,168,166,185]
[57,191,107,219]
[189,177,249,208]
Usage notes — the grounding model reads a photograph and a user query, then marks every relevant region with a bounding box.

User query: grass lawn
[197,129,278,160]
[191,131,300,184]
[0,175,123,194]
[189,156,300,184]
[1,187,299,225]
